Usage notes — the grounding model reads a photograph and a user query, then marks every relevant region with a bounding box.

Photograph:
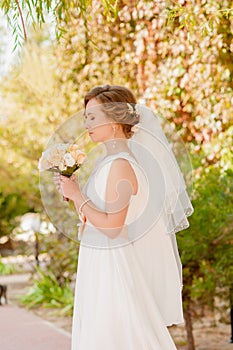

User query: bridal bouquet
[38,144,87,200]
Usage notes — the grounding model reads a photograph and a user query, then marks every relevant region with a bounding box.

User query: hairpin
[127,103,135,114]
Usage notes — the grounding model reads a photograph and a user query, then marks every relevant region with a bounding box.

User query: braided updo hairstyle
[84,85,140,139]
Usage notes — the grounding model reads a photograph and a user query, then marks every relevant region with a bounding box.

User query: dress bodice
[79,152,149,248]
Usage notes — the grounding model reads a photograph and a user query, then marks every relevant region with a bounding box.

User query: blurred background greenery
[0,1,232,349]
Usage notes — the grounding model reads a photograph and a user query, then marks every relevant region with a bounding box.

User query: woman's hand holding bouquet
[38,144,87,201]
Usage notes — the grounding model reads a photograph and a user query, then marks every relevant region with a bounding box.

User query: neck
[103,137,130,156]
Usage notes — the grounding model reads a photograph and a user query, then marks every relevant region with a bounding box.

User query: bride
[54,85,194,349]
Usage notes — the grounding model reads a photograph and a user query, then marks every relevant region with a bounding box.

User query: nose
[84,123,93,134]
[83,119,89,130]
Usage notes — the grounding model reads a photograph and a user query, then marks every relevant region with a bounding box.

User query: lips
[89,131,94,135]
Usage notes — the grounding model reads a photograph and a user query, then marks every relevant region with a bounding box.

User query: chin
[89,134,98,142]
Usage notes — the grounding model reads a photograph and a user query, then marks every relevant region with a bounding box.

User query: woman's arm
[60,158,138,239]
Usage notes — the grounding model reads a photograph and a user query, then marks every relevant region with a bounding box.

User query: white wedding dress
[71,152,184,350]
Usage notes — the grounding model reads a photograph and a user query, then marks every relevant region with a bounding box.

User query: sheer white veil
[125,103,194,288]
[128,103,194,238]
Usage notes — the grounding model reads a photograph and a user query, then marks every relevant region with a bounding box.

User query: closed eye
[83,112,95,121]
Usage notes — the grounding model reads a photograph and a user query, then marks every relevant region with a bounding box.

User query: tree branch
[15,0,27,41]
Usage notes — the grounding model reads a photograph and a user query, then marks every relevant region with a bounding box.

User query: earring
[112,126,116,149]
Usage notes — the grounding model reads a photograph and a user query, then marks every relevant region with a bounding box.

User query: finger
[70,174,77,182]
[60,175,68,182]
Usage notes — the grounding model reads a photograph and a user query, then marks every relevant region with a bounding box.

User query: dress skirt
[71,240,178,350]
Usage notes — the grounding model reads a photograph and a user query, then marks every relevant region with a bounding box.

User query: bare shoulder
[110,157,135,176]
[107,157,138,195]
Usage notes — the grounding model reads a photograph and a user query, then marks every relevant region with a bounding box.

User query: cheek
[95,124,112,138]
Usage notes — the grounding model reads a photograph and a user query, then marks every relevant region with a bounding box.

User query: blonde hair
[84,85,140,139]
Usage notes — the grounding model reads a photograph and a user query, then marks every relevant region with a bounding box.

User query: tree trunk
[183,294,196,350]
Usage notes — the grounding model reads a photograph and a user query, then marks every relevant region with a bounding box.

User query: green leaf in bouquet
[47,164,81,177]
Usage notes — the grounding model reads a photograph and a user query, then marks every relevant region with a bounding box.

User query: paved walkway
[0,304,71,350]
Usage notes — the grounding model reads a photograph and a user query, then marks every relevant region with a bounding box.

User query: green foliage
[102,0,119,21]
[0,0,121,46]
[0,192,30,238]
[2,0,233,48]
[40,233,79,286]
[19,232,78,316]
[0,257,18,274]
[20,267,74,316]
[0,34,82,211]
[178,164,233,313]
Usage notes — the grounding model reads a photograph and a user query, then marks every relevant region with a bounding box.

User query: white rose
[58,162,67,171]
[64,153,76,167]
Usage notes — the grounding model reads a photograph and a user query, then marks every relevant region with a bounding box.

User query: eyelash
[84,116,95,120]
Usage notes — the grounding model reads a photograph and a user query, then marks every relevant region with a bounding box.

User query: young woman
[54,85,193,349]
